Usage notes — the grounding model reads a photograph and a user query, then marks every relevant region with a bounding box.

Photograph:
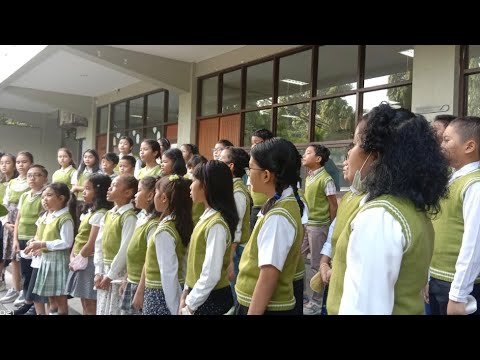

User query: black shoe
[14,302,33,315]
[24,306,37,315]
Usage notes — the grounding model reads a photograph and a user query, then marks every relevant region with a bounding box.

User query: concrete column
[177,63,197,146]
[411,45,460,122]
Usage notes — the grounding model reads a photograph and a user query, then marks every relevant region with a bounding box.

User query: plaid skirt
[120,282,141,315]
[65,256,97,300]
[33,249,70,296]
[2,203,18,260]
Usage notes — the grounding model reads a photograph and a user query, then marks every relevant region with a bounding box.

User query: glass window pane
[201,76,218,116]
[129,97,144,129]
[278,50,311,104]
[468,45,480,70]
[147,91,164,126]
[362,85,412,115]
[467,74,480,116]
[110,131,124,153]
[365,45,414,88]
[168,92,179,123]
[315,95,356,142]
[276,103,310,144]
[246,61,273,109]
[244,109,272,146]
[146,126,163,141]
[97,107,108,134]
[222,69,241,113]
[128,129,143,157]
[318,46,357,96]
[112,102,126,131]
[329,146,352,191]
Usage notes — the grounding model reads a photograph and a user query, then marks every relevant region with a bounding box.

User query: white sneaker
[0,288,19,303]
[13,290,25,307]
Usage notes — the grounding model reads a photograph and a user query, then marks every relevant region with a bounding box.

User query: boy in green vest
[302,144,337,315]
[429,116,480,315]
[101,152,119,180]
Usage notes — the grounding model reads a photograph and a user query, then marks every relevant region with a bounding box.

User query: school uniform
[235,187,304,314]
[116,153,143,178]
[184,209,233,315]
[122,214,159,315]
[94,203,137,315]
[66,208,107,300]
[136,164,162,180]
[33,207,74,297]
[52,166,76,190]
[143,215,187,315]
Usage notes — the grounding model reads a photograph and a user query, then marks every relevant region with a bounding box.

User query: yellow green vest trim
[5,178,29,204]
[18,192,43,240]
[431,168,480,284]
[304,168,333,226]
[137,165,162,180]
[236,195,303,311]
[327,195,433,315]
[52,167,76,190]
[73,209,107,255]
[41,212,74,253]
[126,216,160,284]
[186,212,231,290]
[145,219,187,289]
[102,208,137,265]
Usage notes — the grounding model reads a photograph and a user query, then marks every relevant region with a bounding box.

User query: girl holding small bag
[65,174,113,315]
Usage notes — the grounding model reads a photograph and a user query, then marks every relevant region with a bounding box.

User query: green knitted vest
[327,195,434,315]
[18,192,43,240]
[304,168,333,226]
[75,171,90,202]
[5,178,29,204]
[431,168,480,283]
[236,195,303,311]
[126,216,160,284]
[234,178,252,245]
[41,212,74,253]
[52,167,76,190]
[72,209,107,255]
[137,165,162,180]
[185,212,231,290]
[102,208,137,265]
[145,219,187,289]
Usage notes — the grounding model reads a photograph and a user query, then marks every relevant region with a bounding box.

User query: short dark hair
[186,154,207,169]
[433,114,456,128]
[103,152,119,165]
[163,148,187,176]
[216,139,234,147]
[222,147,250,178]
[29,164,48,178]
[119,136,134,148]
[449,116,480,146]
[119,155,136,168]
[252,128,274,141]
[307,144,330,166]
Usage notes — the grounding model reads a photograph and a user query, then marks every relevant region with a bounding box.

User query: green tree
[467,58,480,116]
[386,72,412,110]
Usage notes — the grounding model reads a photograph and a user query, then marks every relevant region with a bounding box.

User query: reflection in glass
[277,103,309,144]
[315,96,355,142]
[468,45,480,70]
[244,109,272,145]
[147,92,164,126]
[201,76,218,116]
[128,129,143,157]
[365,45,413,88]
[223,70,241,113]
[129,97,144,129]
[97,107,108,134]
[329,146,352,191]
[146,126,163,141]
[467,74,480,116]
[317,45,357,97]
[112,102,126,131]
[246,61,273,109]
[363,86,412,115]
[278,50,311,104]
[168,92,179,123]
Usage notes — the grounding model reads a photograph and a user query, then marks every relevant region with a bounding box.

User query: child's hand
[94,274,103,289]
[132,289,144,310]
[5,223,15,232]
[118,280,127,296]
[99,276,112,290]
[29,241,43,251]
[32,249,42,257]
[227,262,235,282]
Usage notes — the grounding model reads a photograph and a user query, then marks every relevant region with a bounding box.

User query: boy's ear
[464,139,477,155]
[316,155,322,164]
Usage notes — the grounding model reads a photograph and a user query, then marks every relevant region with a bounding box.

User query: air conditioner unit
[59,110,88,128]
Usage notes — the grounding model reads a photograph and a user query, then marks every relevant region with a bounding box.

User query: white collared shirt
[154,215,183,315]
[185,208,228,312]
[93,203,137,279]
[448,161,480,302]
[233,178,247,244]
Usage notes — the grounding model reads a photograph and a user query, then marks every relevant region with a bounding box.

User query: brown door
[96,134,107,159]
[197,114,241,160]
[219,114,241,146]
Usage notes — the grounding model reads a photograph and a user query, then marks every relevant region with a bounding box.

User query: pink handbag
[69,254,89,271]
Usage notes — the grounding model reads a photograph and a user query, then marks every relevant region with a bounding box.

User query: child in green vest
[236,137,305,315]
[118,155,136,177]
[429,116,480,315]
[101,152,119,180]
[0,153,18,292]
[161,148,187,177]
[186,155,207,226]
[0,151,33,305]
[179,160,238,315]
[52,148,77,190]
[71,149,101,219]
[120,176,160,315]
[11,165,48,314]
[302,144,338,315]
[327,104,449,315]
[137,140,162,180]
[133,175,193,315]
[26,182,77,315]
[117,136,142,176]
[219,146,252,305]
[65,174,113,315]
[94,175,138,315]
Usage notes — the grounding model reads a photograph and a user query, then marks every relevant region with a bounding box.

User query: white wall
[411,45,460,122]
[0,108,62,181]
